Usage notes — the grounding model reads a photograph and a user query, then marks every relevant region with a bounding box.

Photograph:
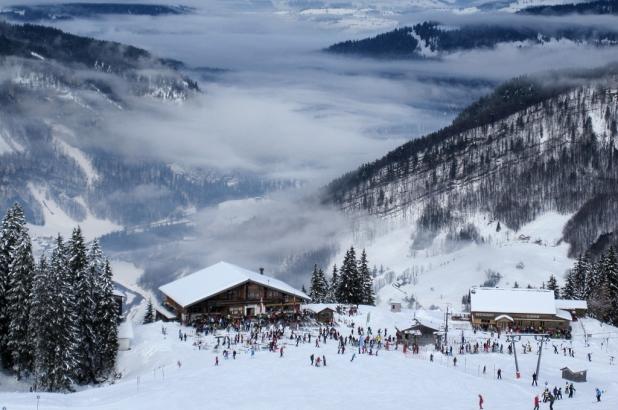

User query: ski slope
[1,305,616,409]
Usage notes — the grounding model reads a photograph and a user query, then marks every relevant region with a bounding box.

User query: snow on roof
[118,321,133,339]
[156,304,177,319]
[159,261,310,308]
[555,309,573,321]
[303,303,337,313]
[555,299,588,310]
[495,314,514,322]
[470,287,557,315]
[113,289,124,298]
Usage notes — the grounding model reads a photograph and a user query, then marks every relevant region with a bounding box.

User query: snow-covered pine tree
[301,284,307,294]
[86,239,105,378]
[561,268,576,299]
[98,260,118,376]
[0,206,17,369]
[30,256,56,391]
[546,274,560,299]
[358,249,374,305]
[309,264,323,302]
[50,235,78,392]
[572,254,590,300]
[143,298,155,324]
[68,227,97,384]
[338,247,362,304]
[6,206,35,379]
[599,247,618,326]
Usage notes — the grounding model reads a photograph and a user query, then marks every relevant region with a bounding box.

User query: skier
[533,395,539,410]
[532,372,538,386]
[548,393,555,410]
[215,356,219,366]
[595,387,603,402]
[323,355,326,367]
[430,353,434,362]
[588,352,592,362]
[497,368,502,379]
[280,347,284,358]
[351,353,356,362]
[568,383,575,398]
[453,357,457,367]
[478,394,484,410]
[310,354,314,366]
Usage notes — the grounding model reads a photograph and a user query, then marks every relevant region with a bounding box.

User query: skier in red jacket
[479,394,484,409]
[533,395,540,410]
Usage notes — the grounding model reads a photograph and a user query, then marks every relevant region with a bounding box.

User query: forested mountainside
[0,22,285,228]
[323,65,618,257]
[519,0,618,16]
[0,3,191,22]
[326,22,618,59]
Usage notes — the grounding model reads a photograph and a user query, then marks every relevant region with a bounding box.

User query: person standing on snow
[497,368,502,379]
[478,394,484,410]
[596,387,603,402]
[548,393,555,410]
[533,395,540,410]
[532,372,538,386]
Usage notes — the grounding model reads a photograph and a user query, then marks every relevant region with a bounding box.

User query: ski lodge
[470,287,572,331]
[159,261,310,323]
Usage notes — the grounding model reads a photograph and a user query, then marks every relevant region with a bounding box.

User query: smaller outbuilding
[555,299,588,319]
[303,304,336,324]
[561,367,587,382]
[390,301,402,313]
[396,318,441,346]
[118,321,134,351]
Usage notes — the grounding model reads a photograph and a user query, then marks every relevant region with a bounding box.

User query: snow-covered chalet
[470,287,573,332]
[159,261,310,323]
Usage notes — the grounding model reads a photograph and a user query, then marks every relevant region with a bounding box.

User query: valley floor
[1,306,617,410]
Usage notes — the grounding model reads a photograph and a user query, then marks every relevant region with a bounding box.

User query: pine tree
[546,274,560,299]
[6,207,35,379]
[562,269,576,299]
[50,235,78,391]
[301,284,307,294]
[513,281,519,288]
[143,299,155,324]
[309,264,323,302]
[98,260,118,376]
[67,227,97,384]
[338,247,362,304]
[30,256,54,391]
[0,206,17,369]
[358,249,374,305]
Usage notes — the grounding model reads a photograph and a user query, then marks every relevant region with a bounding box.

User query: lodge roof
[159,261,310,308]
[555,299,588,311]
[470,287,557,315]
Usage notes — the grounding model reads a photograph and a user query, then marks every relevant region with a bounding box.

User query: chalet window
[266,289,280,299]
[248,285,261,299]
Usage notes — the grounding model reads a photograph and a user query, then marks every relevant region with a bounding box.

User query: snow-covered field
[1,305,616,409]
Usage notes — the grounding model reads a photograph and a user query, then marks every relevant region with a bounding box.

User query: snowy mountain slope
[326,22,618,59]
[321,66,618,308]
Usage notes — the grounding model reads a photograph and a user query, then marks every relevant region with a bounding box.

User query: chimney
[259,267,264,275]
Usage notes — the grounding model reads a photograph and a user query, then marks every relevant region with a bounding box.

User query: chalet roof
[159,261,310,308]
[555,299,588,311]
[555,309,573,321]
[303,303,337,313]
[470,287,557,315]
